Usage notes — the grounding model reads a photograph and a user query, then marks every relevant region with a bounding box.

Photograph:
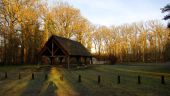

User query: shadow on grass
[3,65,169,96]
[19,66,57,96]
[40,81,58,96]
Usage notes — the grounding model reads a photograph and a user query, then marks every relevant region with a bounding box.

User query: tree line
[0,0,169,65]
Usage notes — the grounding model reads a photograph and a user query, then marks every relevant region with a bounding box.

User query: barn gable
[39,35,92,68]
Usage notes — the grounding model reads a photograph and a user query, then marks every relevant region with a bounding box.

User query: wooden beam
[57,56,66,58]
[50,57,53,65]
[54,48,59,54]
[84,57,87,65]
[67,56,70,69]
[46,46,52,54]
[51,56,56,65]
[76,57,80,66]
[53,40,69,55]
[52,40,54,56]
[40,45,52,56]
[90,57,93,64]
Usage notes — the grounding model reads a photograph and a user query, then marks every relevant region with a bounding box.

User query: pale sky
[48,0,170,26]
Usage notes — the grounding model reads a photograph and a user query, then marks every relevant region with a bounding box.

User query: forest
[0,0,170,65]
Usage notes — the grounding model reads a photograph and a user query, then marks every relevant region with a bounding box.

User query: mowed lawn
[0,64,170,96]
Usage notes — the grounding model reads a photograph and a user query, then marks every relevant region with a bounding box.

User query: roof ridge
[52,35,80,43]
[41,35,92,57]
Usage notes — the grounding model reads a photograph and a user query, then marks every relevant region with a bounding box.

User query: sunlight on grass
[113,68,170,76]
[47,67,79,96]
[0,65,170,96]
[0,76,30,96]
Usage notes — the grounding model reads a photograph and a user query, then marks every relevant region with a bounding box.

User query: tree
[0,0,45,64]
[161,4,170,28]
[0,1,169,65]
[161,4,170,61]
[44,2,92,48]
[44,2,87,39]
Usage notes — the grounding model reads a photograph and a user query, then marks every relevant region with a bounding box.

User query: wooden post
[80,56,82,66]
[161,75,165,84]
[117,75,120,84]
[50,57,55,65]
[52,57,55,65]
[138,76,141,84]
[84,57,87,65]
[32,73,34,80]
[50,40,55,65]
[5,72,7,79]
[78,75,81,83]
[52,40,54,56]
[90,57,93,64]
[45,74,48,80]
[89,57,91,64]
[50,57,52,65]
[98,75,101,84]
[67,56,70,69]
[76,57,80,66]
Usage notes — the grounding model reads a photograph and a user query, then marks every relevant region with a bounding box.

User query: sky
[48,0,170,26]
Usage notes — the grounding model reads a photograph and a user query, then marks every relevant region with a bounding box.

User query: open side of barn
[39,35,93,69]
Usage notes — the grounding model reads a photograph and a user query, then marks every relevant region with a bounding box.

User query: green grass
[0,64,170,96]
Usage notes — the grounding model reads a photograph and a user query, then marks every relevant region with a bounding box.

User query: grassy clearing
[0,64,170,96]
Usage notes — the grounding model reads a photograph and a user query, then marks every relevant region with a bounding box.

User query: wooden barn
[39,35,92,69]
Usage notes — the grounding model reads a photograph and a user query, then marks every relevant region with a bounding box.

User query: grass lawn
[0,64,170,96]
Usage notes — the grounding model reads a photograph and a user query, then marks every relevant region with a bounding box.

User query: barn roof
[40,35,92,57]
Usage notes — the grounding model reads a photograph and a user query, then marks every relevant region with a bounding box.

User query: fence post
[98,75,101,84]
[19,73,21,79]
[45,74,48,80]
[5,72,7,79]
[117,75,120,84]
[138,76,141,84]
[161,75,165,84]
[78,75,81,83]
[32,73,34,80]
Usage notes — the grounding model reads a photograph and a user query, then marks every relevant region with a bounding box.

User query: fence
[0,72,167,85]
